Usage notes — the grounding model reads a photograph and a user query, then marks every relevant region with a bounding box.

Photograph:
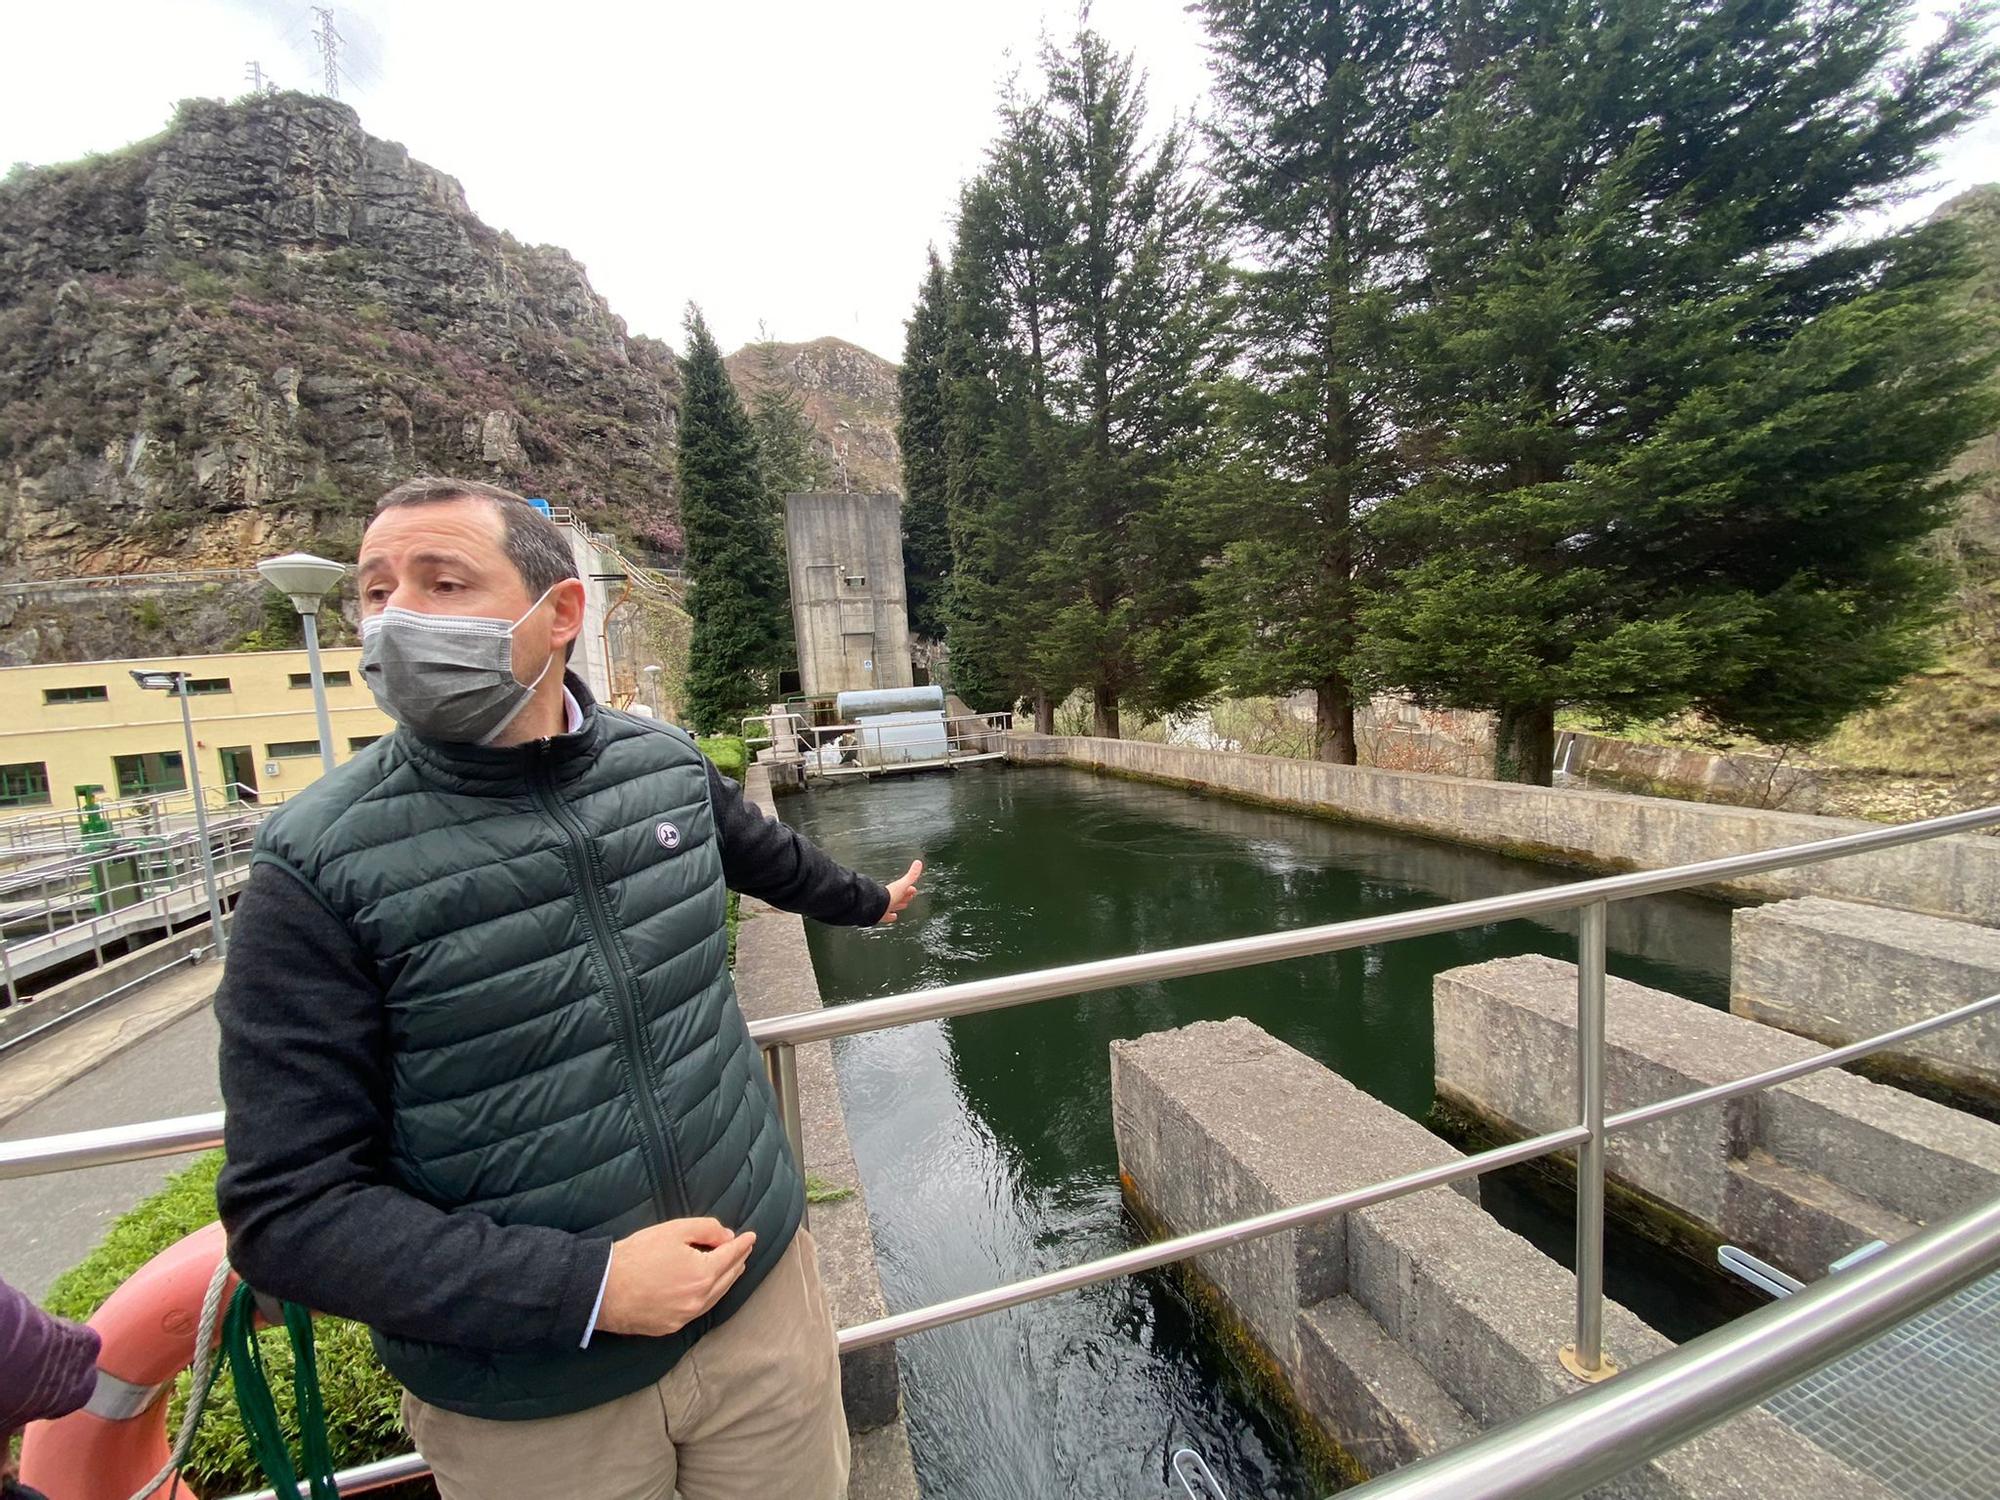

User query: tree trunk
[1092,683,1121,740]
[1495,703,1557,786]
[1034,689,1055,736]
[1314,678,1358,765]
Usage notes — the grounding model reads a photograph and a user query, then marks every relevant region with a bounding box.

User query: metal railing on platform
[3,802,1998,1498]
[743,708,1015,777]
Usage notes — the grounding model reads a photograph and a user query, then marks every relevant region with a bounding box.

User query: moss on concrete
[1119,1171,1362,1493]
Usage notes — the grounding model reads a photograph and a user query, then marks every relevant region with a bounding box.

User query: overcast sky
[5,2,1995,365]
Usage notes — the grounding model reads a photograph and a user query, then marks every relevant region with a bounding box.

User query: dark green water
[782,765,1738,1500]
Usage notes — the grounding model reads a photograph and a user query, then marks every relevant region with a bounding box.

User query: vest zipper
[530,752,688,1222]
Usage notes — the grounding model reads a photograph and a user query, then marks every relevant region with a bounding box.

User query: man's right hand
[595,1218,757,1338]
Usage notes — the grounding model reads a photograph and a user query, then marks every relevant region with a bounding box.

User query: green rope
[221,1284,341,1500]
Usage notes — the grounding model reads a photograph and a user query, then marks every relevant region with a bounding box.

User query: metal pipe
[1605,989,2000,1134]
[1337,1193,2000,1500]
[301,611,338,775]
[748,805,2000,1048]
[833,1125,1588,1352]
[176,682,230,958]
[0,1110,225,1178]
[223,1449,433,1500]
[764,1042,808,1181]
[1567,901,1610,1380]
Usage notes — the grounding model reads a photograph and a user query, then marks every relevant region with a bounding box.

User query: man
[1,1276,101,1500]
[216,477,919,1500]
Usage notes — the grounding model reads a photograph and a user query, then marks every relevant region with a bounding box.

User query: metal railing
[3,802,1998,1498]
[742,708,1015,777]
[0,784,286,858]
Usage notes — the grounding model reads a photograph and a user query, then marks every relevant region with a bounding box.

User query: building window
[291,671,353,689]
[265,740,322,760]
[183,677,231,695]
[0,762,51,807]
[843,573,868,590]
[43,685,108,705]
[348,736,381,751]
[113,751,186,798]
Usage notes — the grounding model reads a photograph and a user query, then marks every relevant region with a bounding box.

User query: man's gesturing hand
[878,858,923,924]
[595,1218,756,1338]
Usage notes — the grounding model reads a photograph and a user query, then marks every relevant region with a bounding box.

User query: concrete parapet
[733,764,914,1493]
[1112,1017,1894,1497]
[1732,896,2000,1108]
[1434,955,2000,1277]
[1006,732,2000,922]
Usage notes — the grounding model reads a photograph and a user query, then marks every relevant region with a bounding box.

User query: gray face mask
[359,586,559,745]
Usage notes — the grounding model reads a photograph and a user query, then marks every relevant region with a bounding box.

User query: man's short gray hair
[370,477,579,599]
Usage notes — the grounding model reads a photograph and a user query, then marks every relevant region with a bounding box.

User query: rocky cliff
[0,92,684,582]
[725,337,900,494]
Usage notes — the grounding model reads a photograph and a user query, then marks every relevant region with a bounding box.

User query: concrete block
[1111,1015,1472,1375]
[1295,1296,1478,1474]
[1434,955,2000,1277]
[1115,1018,1898,1499]
[1733,896,2000,1106]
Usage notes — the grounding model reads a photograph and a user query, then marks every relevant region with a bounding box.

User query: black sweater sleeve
[214,861,610,1353]
[705,760,890,925]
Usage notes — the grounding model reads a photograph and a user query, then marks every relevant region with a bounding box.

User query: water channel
[780,764,1744,1500]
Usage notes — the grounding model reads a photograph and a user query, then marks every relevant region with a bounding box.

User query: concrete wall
[785,493,912,699]
[1007,733,2000,921]
[732,763,918,1497]
[1434,955,2000,1277]
[1732,897,2000,1108]
[1113,1017,1895,1497]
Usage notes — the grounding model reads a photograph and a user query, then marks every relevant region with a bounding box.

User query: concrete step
[1725,1150,1919,1279]
[1295,1296,1478,1479]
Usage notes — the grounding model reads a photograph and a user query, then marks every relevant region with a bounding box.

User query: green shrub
[695,734,747,783]
[41,1152,424,1498]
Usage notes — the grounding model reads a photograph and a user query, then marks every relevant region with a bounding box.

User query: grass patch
[805,1174,855,1205]
[41,1152,425,1497]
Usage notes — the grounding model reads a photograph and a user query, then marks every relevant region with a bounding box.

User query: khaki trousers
[402,1228,849,1500]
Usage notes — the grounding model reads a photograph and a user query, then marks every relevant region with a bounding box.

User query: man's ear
[550,577,587,661]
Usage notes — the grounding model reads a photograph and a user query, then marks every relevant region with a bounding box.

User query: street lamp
[130,670,229,957]
[257,552,349,775]
[644,663,663,718]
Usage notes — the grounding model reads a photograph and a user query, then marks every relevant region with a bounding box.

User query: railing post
[764,1042,808,1224]
[1562,899,1617,1381]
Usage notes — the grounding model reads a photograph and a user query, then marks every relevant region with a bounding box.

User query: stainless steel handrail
[1336,1192,2000,1499]
[746,804,2000,1049]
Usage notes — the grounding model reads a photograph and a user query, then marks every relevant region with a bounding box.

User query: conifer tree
[679,306,789,734]
[898,249,953,644]
[1364,0,2000,783]
[1195,0,1443,763]
[1036,23,1226,737]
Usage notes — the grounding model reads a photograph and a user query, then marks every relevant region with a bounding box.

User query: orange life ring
[19,1220,235,1500]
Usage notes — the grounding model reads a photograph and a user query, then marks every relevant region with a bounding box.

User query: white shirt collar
[562,686,584,735]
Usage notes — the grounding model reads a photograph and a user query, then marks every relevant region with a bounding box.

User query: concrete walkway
[0,966,223,1301]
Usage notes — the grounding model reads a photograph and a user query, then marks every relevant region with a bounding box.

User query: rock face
[0,92,684,580]
[725,337,901,494]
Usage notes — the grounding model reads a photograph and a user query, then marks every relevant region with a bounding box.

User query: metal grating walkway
[1764,1269,2000,1498]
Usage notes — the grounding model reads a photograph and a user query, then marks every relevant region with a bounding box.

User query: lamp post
[257,552,349,775]
[130,670,228,957]
[644,663,663,718]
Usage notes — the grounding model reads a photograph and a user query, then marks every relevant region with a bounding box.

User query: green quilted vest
[251,689,804,1419]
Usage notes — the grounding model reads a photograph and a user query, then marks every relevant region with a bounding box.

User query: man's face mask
[359,584,560,745]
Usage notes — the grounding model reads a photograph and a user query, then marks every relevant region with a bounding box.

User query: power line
[244,61,278,96]
[311,7,342,99]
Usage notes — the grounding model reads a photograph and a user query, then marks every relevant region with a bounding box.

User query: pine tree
[1363,0,2000,784]
[898,249,954,644]
[1196,0,1444,763]
[679,306,790,734]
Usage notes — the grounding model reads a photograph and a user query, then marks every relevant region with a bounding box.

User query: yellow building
[0,647,394,813]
